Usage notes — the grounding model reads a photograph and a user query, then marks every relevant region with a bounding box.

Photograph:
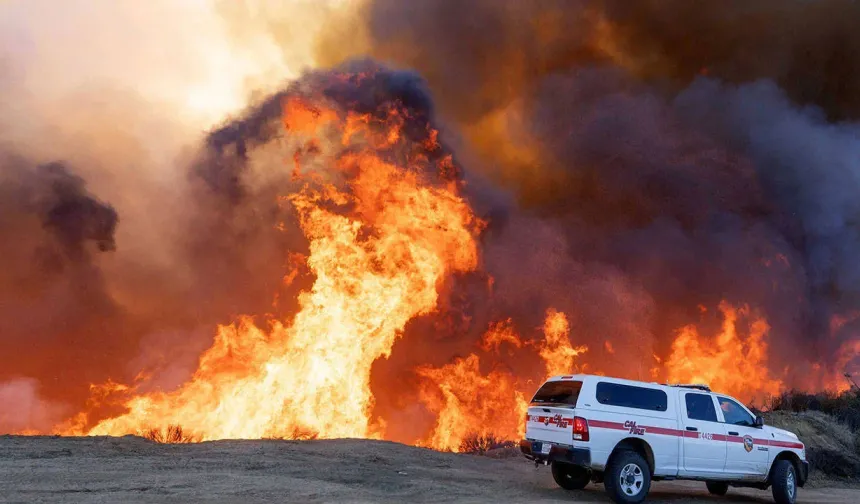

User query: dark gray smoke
[1,157,117,256]
[0,156,122,418]
[34,161,117,255]
[677,79,860,356]
[598,0,860,122]
[341,0,860,390]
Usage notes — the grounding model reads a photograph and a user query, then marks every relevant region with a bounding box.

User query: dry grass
[763,389,860,480]
[766,411,855,451]
[142,425,199,444]
[764,410,860,479]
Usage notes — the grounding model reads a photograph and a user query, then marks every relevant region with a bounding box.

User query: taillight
[572,416,589,441]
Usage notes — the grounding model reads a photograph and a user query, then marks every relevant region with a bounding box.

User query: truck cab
[520,374,808,504]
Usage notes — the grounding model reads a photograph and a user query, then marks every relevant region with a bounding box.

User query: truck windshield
[531,380,583,406]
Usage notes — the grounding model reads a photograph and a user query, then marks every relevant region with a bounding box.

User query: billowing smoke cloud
[675,80,860,357]
[0,156,125,411]
[315,0,860,391]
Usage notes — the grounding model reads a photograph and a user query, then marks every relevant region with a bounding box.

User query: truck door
[680,391,727,475]
[717,396,769,477]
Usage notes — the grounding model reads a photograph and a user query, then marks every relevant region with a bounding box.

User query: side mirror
[754,415,764,428]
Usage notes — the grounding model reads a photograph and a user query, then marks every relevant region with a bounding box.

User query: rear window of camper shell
[531,380,583,406]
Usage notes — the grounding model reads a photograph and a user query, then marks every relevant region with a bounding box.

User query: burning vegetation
[143,425,198,445]
[1,1,859,453]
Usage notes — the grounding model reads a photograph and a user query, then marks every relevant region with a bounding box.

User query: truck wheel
[603,451,651,504]
[771,460,797,504]
[706,481,729,495]
[551,461,590,490]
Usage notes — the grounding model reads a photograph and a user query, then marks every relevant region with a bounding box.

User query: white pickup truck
[520,374,808,504]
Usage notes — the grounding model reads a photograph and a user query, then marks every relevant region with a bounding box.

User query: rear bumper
[798,460,809,487]
[519,440,591,467]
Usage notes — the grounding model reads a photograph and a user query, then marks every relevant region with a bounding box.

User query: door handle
[685,426,698,432]
[728,431,739,436]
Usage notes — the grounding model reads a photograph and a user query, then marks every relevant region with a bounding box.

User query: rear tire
[603,450,651,504]
[551,461,590,490]
[771,460,798,504]
[706,481,729,495]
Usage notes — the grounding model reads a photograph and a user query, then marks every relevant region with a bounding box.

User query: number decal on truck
[623,420,646,435]
[699,432,713,441]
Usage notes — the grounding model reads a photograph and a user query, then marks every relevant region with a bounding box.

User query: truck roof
[544,374,712,393]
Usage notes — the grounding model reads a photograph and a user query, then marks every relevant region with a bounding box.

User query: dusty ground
[0,436,856,503]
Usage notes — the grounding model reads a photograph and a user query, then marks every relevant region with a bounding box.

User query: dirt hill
[764,410,860,480]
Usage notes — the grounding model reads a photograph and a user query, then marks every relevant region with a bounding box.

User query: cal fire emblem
[623,420,646,435]
[743,435,754,452]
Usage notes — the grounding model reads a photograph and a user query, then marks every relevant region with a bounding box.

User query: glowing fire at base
[417,309,588,451]
[417,354,528,452]
[61,73,482,441]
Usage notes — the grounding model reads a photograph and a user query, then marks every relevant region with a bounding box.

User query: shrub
[767,389,860,432]
[142,425,198,444]
[459,433,515,454]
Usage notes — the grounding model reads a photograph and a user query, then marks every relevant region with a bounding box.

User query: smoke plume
[324,0,860,385]
[0,155,124,408]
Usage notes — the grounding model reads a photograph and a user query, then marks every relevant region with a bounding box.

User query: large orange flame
[417,308,592,451]
[416,353,527,452]
[479,318,522,354]
[61,80,482,441]
[664,302,783,402]
[417,319,528,452]
[539,308,588,376]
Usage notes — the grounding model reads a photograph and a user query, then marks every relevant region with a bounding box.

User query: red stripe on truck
[586,419,803,449]
[768,439,804,449]
[589,419,687,438]
[527,415,575,426]
[587,419,629,431]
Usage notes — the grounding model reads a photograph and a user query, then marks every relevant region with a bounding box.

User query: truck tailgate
[526,405,576,446]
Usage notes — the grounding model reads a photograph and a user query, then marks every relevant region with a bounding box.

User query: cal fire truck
[520,374,808,504]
